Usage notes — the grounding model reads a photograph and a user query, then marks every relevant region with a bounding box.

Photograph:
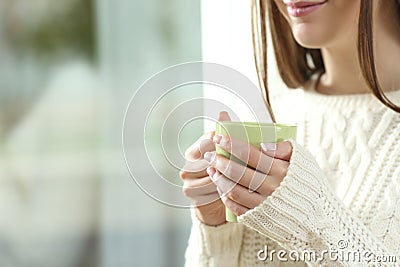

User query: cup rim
[217,121,297,128]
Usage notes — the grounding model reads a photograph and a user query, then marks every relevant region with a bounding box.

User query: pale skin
[180,0,400,226]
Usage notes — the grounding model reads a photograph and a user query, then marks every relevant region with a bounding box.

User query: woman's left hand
[203,135,293,217]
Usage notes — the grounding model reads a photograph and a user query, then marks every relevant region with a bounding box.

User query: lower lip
[287,2,326,18]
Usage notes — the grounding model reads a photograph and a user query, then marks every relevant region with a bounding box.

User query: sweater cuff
[238,139,330,247]
[185,209,244,266]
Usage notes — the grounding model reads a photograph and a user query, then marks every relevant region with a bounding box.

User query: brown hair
[252,0,400,122]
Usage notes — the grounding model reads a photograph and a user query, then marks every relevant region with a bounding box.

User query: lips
[284,1,327,18]
[284,1,325,7]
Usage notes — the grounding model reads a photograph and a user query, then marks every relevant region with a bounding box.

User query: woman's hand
[179,112,231,226]
[204,134,293,217]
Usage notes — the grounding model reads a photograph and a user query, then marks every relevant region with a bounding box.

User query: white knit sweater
[184,87,400,266]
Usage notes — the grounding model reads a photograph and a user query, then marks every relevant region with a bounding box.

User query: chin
[293,36,324,49]
[291,24,329,49]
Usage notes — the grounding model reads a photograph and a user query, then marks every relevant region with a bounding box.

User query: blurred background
[0,0,279,266]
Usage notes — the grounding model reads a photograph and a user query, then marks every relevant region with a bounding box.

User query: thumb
[218,111,231,122]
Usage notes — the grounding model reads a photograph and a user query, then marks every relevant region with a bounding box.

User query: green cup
[215,122,297,222]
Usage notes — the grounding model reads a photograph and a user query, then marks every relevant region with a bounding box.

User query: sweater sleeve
[238,140,399,266]
[184,209,309,266]
[184,209,244,267]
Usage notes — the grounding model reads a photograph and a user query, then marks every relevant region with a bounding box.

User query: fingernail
[260,143,276,152]
[220,136,229,146]
[206,167,216,178]
[204,151,216,163]
[213,135,223,144]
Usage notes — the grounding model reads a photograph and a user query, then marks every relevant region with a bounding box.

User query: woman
[181,0,400,266]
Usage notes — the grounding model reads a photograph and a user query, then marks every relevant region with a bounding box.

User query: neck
[318,45,367,95]
[317,1,400,95]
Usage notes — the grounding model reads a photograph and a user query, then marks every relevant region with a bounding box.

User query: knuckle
[263,184,274,196]
[228,186,240,201]
[184,145,197,159]
[237,146,250,161]
[179,170,187,179]
[180,162,194,178]
[224,162,235,178]
[280,161,290,176]
[279,165,288,177]
[272,161,288,178]
[199,139,215,155]
[182,185,191,197]
[214,157,224,170]
[184,131,216,160]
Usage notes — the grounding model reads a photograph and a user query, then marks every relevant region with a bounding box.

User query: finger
[211,154,283,195]
[261,141,293,161]
[189,192,221,207]
[211,171,266,209]
[185,132,215,160]
[195,111,231,158]
[213,135,275,174]
[180,159,210,179]
[218,189,250,216]
[182,176,217,197]
[199,138,215,157]
[218,111,231,122]
[184,111,231,160]
[206,144,289,178]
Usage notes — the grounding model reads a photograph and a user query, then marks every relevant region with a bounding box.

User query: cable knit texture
[184,87,400,266]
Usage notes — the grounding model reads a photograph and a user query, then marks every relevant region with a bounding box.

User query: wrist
[195,204,227,226]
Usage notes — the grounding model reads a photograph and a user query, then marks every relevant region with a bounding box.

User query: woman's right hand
[180,111,231,226]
